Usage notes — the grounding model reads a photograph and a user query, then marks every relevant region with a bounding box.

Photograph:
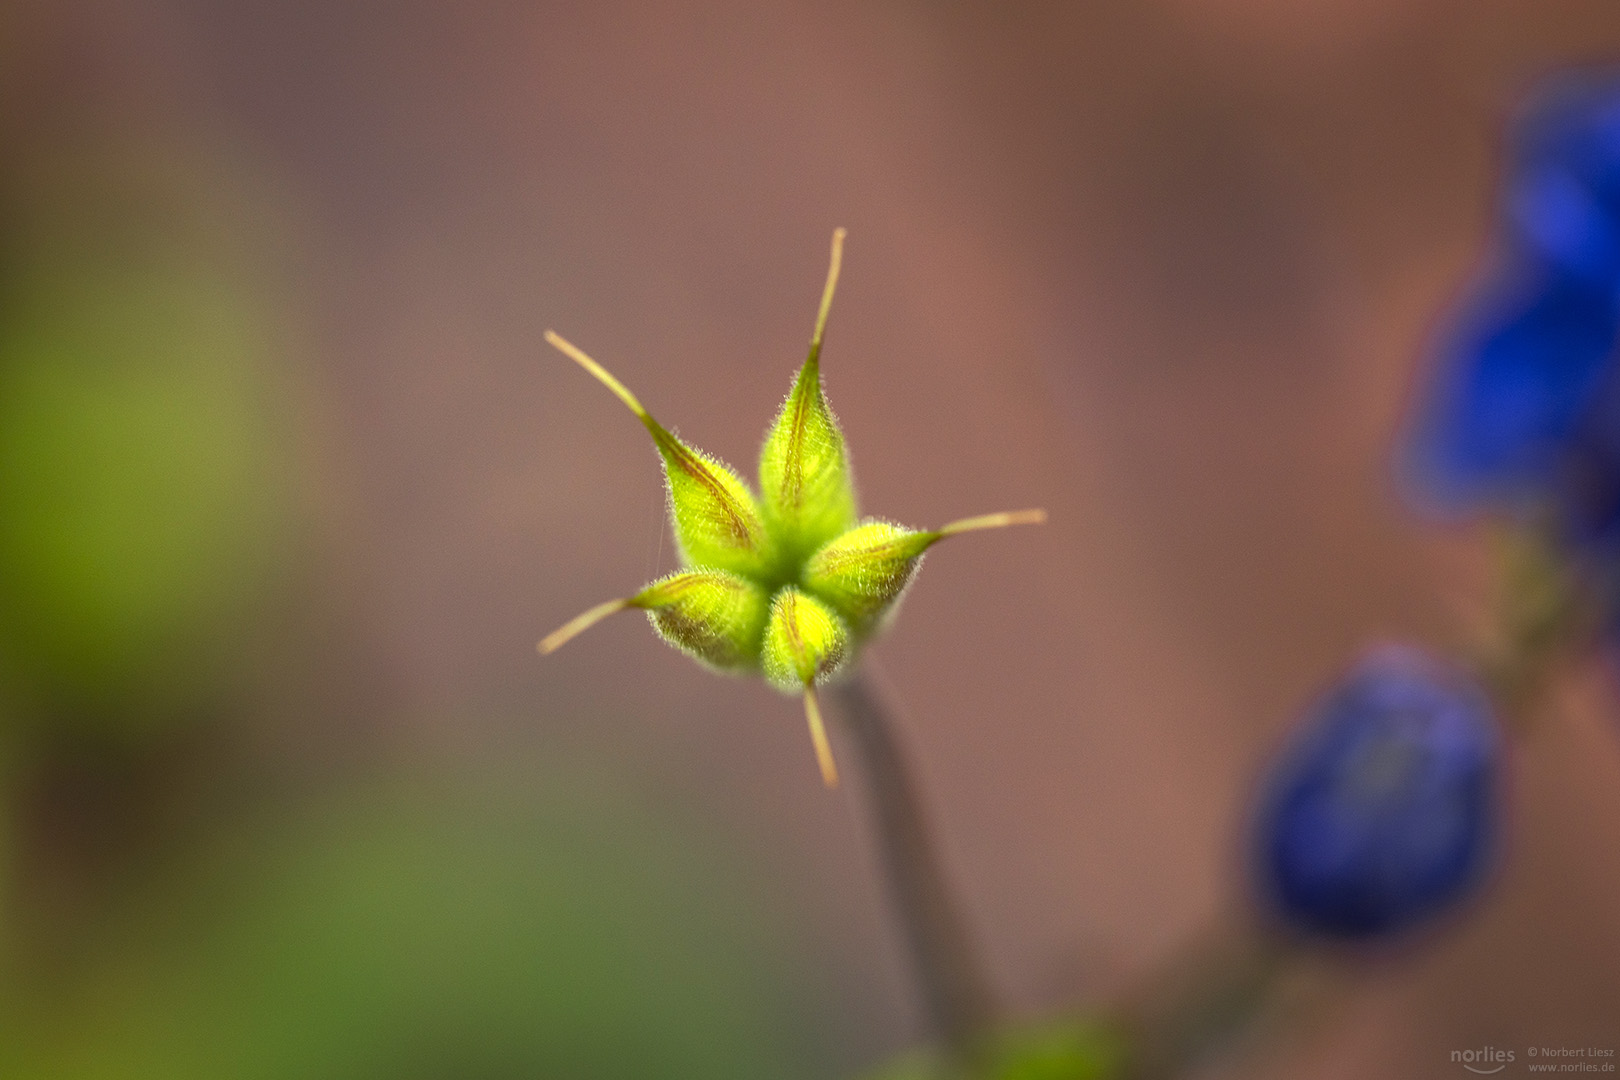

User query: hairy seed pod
[631,570,771,672]
[758,330,857,566]
[803,520,934,637]
[762,586,850,691]
[539,230,1044,786]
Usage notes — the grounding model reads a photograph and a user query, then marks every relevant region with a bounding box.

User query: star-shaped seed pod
[540,230,1044,787]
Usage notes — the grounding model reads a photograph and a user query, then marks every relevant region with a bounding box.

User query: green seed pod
[630,570,770,672]
[803,511,1049,638]
[544,332,772,578]
[802,520,937,637]
[653,435,772,578]
[762,585,849,789]
[761,585,850,692]
[538,230,1046,788]
[758,236,857,565]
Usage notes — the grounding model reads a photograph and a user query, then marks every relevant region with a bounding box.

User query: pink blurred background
[3,2,1620,1077]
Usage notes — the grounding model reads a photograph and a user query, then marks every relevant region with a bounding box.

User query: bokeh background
[2,2,1619,1077]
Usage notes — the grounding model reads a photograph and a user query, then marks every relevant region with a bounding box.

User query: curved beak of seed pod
[538,570,772,672]
[800,687,836,789]
[538,598,631,655]
[544,330,773,579]
[936,509,1047,536]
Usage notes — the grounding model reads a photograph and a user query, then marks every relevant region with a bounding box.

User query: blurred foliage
[0,767,827,1080]
[0,134,836,1067]
[0,147,299,733]
[863,1018,1126,1080]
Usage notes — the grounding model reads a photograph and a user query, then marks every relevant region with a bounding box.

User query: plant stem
[1111,916,1294,1080]
[1474,526,1591,729]
[828,670,997,1063]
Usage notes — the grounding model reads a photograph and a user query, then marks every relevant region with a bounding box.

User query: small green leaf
[802,520,936,636]
[629,570,771,672]
[546,331,772,576]
[758,229,857,562]
[989,1019,1127,1080]
[858,1017,1127,1080]
[761,586,850,691]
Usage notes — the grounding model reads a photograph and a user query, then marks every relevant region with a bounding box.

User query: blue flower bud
[1403,72,1620,553]
[1254,646,1501,940]
[1508,74,1620,285]
[1406,267,1620,533]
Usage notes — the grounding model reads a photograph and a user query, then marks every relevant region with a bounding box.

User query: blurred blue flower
[1406,73,1620,550]
[1507,78,1620,285]
[1254,646,1500,940]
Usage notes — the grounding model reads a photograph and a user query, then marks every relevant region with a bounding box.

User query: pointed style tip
[804,687,840,788]
[810,229,847,359]
[544,331,650,421]
[936,508,1048,538]
[538,598,632,655]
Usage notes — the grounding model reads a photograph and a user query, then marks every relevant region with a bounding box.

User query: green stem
[1110,916,1295,1080]
[1473,526,1592,729]
[828,670,997,1065]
